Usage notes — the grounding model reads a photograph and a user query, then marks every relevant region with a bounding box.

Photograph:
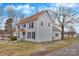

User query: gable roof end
[18,13,42,25]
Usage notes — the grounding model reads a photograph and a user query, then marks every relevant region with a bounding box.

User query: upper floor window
[41,22,43,26]
[31,22,34,28]
[29,22,34,29]
[22,24,26,28]
[29,23,30,29]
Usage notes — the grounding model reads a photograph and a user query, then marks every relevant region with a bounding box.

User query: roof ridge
[18,9,53,25]
[18,11,43,25]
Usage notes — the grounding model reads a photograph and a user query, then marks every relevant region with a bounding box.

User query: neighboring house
[14,10,61,42]
[64,31,76,38]
[0,30,10,40]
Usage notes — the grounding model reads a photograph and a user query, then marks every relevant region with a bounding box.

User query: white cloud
[22,4,35,14]
[16,4,35,15]
[23,4,31,10]
[5,4,35,17]
[16,5,22,10]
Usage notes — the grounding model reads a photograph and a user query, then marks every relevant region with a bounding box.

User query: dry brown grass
[0,39,78,56]
[0,41,43,56]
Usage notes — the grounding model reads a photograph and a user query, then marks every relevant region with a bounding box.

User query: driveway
[45,43,79,56]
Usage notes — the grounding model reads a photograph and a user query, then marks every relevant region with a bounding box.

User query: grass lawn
[0,39,78,56]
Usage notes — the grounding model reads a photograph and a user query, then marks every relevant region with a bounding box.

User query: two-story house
[14,10,61,42]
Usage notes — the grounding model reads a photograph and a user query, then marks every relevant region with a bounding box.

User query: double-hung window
[27,32,35,40]
[27,32,31,39]
[32,32,35,40]
[29,22,34,29]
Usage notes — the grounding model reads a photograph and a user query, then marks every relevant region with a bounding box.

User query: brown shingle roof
[19,29,26,32]
[18,13,42,25]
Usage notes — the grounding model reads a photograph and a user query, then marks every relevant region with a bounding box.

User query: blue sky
[1,3,79,17]
[0,3,79,33]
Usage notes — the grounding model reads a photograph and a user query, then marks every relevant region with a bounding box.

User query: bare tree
[51,6,79,40]
[6,6,25,38]
[5,6,14,37]
[6,6,15,19]
[6,6,25,26]
[6,6,19,38]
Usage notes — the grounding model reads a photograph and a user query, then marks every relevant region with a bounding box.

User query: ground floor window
[32,32,35,40]
[27,32,35,40]
[52,37,54,39]
[23,32,25,36]
[55,33,58,37]
[27,32,31,39]
[52,37,54,41]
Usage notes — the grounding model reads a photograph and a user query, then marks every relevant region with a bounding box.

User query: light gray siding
[37,11,53,42]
